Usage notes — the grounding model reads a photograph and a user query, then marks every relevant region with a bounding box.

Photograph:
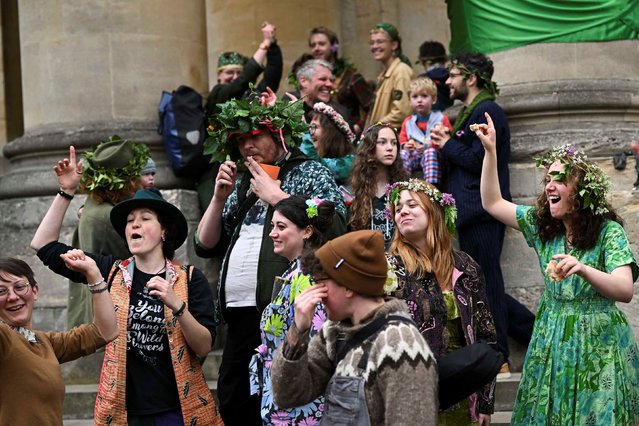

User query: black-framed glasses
[0,282,31,299]
[448,72,463,78]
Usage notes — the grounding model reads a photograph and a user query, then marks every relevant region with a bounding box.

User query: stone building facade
[1,0,638,344]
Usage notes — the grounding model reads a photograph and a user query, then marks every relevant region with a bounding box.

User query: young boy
[271,230,438,425]
[140,157,162,196]
[399,77,452,186]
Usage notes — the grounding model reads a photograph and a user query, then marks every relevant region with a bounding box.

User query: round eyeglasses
[0,282,31,299]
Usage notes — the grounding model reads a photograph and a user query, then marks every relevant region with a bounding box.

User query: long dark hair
[310,109,354,158]
[535,166,623,249]
[349,124,408,231]
[273,196,335,251]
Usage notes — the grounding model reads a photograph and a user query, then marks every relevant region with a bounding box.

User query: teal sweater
[300,135,354,186]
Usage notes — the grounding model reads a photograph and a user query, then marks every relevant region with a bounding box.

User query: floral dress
[513,205,639,425]
[249,259,326,425]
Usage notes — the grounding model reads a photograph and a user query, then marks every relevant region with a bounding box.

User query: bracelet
[89,285,109,294]
[88,279,106,288]
[173,301,187,317]
[58,189,74,200]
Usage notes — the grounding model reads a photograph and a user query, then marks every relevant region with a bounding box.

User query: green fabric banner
[447,0,639,54]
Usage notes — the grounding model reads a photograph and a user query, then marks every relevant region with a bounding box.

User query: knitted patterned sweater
[271,298,438,425]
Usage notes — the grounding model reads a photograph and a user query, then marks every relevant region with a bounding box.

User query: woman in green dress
[478,112,639,425]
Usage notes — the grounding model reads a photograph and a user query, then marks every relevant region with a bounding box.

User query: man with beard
[431,52,534,378]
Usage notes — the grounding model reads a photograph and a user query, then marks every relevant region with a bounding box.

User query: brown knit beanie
[315,230,387,296]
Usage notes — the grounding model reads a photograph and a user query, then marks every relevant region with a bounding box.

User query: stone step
[495,372,521,412]
[491,410,513,425]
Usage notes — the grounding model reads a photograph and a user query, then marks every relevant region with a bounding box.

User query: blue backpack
[157,85,212,178]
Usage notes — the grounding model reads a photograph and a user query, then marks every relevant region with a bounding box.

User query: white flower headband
[313,102,356,144]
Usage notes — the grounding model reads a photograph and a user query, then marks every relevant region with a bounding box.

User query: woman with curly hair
[300,101,355,186]
[479,113,639,425]
[386,179,497,425]
[349,122,408,246]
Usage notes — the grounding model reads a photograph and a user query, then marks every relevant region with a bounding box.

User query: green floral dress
[513,206,639,425]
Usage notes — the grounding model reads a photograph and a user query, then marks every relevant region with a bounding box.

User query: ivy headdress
[448,58,499,96]
[386,179,457,235]
[204,90,309,163]
[80,135,149,192]
[535,144,611,216]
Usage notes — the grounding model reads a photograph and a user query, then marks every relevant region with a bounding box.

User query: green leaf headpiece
[534,144,611,216]
[80,135,149,192]
[204,89,309,163]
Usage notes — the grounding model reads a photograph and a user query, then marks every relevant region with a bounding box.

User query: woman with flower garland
[478,113,639,424]
[300,102,355,186]
[32,147,221,426]
[386,178,497,425]
[349,122,408,247]
[248,196,334,425]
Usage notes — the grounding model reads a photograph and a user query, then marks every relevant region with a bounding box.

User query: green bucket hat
[80,135,149,192]
[110,189,188,249]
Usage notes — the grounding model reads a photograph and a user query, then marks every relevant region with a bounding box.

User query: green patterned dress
[513,206,639,425]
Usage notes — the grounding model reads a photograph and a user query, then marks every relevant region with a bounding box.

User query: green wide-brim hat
[110,189,188,249]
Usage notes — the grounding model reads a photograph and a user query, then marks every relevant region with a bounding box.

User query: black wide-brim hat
[110,189,188,249]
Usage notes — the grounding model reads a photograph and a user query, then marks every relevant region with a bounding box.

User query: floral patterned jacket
[387,250,497,416]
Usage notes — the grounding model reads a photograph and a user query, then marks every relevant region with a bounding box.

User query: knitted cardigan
[271,298,438,425]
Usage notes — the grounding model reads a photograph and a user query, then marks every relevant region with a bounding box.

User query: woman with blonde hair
[386,179,497,425]
[349,122,408,246]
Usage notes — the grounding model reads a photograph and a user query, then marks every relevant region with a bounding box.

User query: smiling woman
[249,196,335,425]
[30,146,222,426]
[0,255,117,426]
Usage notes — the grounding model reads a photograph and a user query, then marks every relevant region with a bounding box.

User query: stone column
[0,0,210,329]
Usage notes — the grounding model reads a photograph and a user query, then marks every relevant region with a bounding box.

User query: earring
[161,234,166,242]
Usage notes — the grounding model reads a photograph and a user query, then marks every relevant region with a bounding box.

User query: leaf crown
[204,88,308,163]
[534,144,611,216]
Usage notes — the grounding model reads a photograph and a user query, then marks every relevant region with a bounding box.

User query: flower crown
[204,87,308,163]
[386,179,457,235]
[313,102,356,144]
[358,122,394,145]
[534,144,611,216]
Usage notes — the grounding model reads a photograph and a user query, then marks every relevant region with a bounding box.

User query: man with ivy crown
[195,94,347,425]
[430,52,534,377]
[67,135,149,328]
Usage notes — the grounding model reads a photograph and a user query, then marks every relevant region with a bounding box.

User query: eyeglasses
[309,123,318,135]
[0,282,31,299]
[448,72,464,78]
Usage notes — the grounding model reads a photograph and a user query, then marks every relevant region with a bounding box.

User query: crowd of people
[2,20,639,426]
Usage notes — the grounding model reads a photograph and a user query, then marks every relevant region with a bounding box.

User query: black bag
[157,85,211,178]
[438,342,504,410]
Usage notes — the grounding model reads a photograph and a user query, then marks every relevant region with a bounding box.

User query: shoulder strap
[334,315,414,367]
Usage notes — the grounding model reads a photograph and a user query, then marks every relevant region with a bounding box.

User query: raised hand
[55,146,83,193]
[213,160,238,202]
[246,156,286,205]
[261,21,276,43]
[260,86,278,107]
[293,284,327,332]
[60,249,101,281]
[475,112,497,154]
[146,275,181,311]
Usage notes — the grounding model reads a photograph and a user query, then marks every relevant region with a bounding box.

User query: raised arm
[60,249,118,341]
[478,113,519,230]
[31,146,83,251]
